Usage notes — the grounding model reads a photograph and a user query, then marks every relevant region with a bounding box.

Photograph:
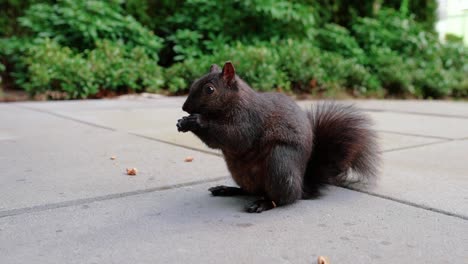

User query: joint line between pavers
[341,185,468,221]
[364,108,468,120]
[377,130,453,140]
[15,105,222,157]
[16,105,116,132]
[0,177,228,219]
[381,139,453,153]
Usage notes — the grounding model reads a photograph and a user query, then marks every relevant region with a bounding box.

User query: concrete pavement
[1,97,467,263]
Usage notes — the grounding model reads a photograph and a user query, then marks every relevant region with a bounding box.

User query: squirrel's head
[182,61,239,116]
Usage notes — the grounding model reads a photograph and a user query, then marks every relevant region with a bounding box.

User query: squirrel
[177,61,380,213]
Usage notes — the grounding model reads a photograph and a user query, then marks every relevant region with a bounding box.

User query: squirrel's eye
[205,86,215,94]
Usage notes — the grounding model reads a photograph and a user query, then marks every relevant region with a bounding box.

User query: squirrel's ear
[209,64,221,73]
[222,61,235,83]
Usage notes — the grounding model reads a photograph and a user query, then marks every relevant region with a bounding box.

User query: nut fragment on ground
[317,256,330,264]
[126,168,138,176]
[184,156,194,162]
[110,156,116,160]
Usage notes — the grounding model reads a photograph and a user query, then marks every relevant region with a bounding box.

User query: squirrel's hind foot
[246,199,276,213]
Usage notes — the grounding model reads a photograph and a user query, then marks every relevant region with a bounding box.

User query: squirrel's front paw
[176,116,191,132]
[177,114,202,132]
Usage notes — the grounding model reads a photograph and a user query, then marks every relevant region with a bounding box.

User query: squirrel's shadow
[142,188,261,226]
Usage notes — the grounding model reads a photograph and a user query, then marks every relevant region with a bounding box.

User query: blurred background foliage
[0,0,466,99]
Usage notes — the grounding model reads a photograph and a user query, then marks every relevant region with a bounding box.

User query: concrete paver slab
[353,99,468,118]
[47,107,218,154]
[0,183,467,264]
[2,98,468,264]
[0,106,227,211]
[377,132,443,152]
[363,140,468,219]
[369,112,468,139]
[16,97,185,111]
[297,100,468,138]
[297,99,468,118]
[21,103,221,154]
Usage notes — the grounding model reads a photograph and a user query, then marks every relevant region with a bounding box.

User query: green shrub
[309,0,376,27]
[168,29,205,61]
[159,0,315,64]
[277,40,325,91]
[21,38,97,99]
[352,9,468,98]
[315,24,366,63]
[412,43,467,99]
[366,47,415,96]
[352,9,437,57]
[0,0,55,37]
[164,42,290,93]
[212,43,290,92]
[18,0,163,59]
[444,33,464,44]
[87,40,164,93]
[319,52,379,95]
[439,42,468,71]
[413,65,453,99]
[1,1,165,96]
[165,40,379,96]
[278,40,378,95]
[451,74,468,98]
[382,0,437,31]
[0,62,5,85]
[338,60,381,95]
[15,38,164,99]
[1,2,466,100]
[0,37,31,89]
[164,59,210,94]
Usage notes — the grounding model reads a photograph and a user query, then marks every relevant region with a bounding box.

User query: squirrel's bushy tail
[303,102,380,198]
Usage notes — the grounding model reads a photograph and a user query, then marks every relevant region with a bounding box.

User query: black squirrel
[177,61,380,213]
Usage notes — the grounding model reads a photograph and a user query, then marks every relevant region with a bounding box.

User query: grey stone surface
[16,97,185,111]
[369,112,468,139]
[377,132,443,152]
[2,98,468,264]
[297,99,468,118]
[365,139,468,219]
[354,99,468,118]
[56,107,216,153]
[21,100,218,154]
[0,105,227,211]
[1,183,467,264]
[297,100,468,139]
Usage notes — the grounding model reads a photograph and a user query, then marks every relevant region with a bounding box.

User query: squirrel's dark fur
[177,62,380,213]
